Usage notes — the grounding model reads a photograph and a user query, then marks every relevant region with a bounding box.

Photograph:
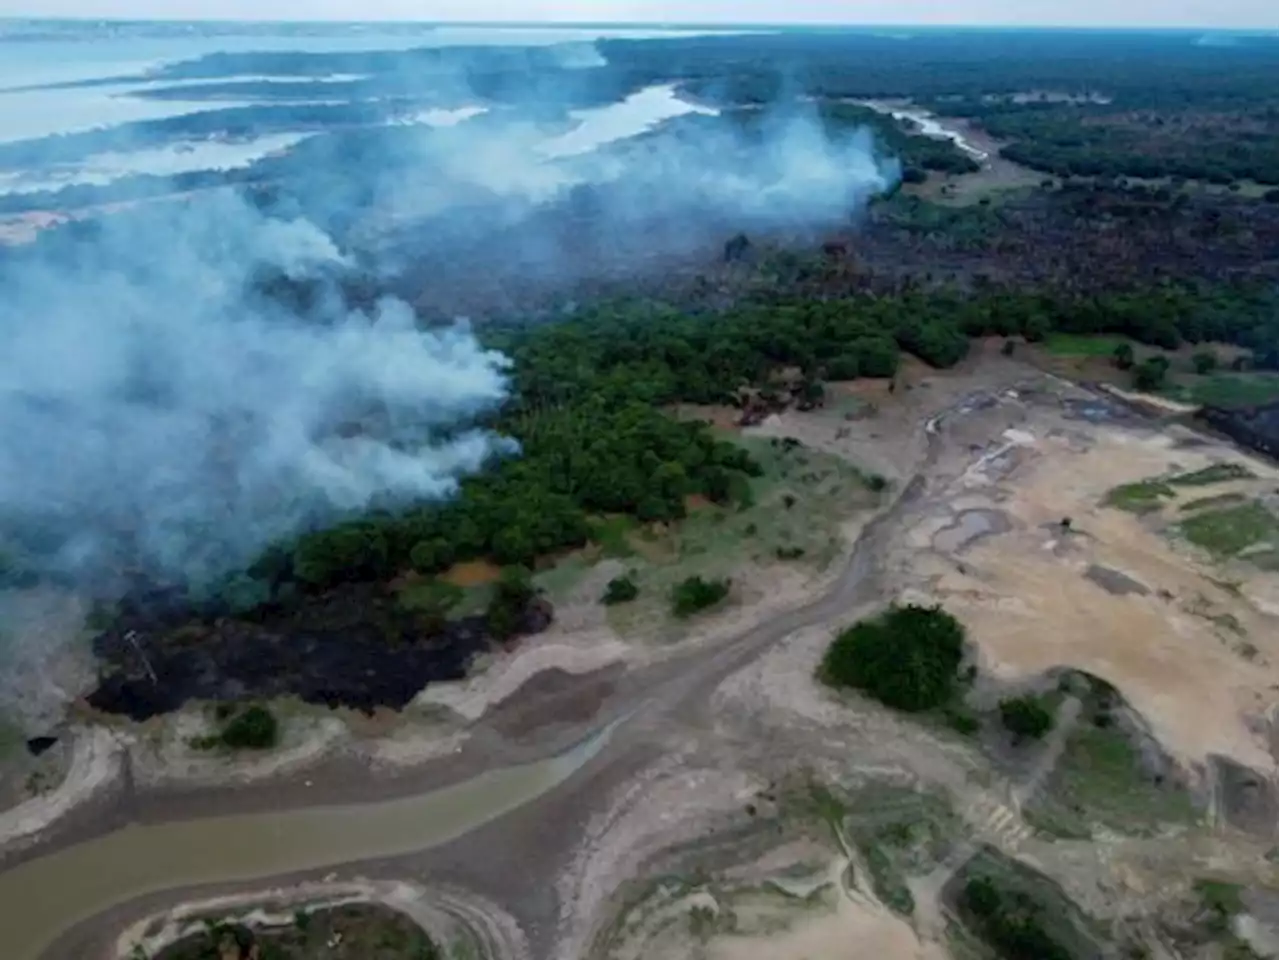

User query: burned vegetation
[4,28,1273,727]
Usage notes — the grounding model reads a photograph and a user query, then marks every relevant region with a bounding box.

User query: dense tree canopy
[213,273,1275,615]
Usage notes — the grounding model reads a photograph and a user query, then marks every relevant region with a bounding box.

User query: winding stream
[0,722,617,960]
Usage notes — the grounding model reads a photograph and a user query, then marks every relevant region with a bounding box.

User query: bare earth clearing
[1,350,1276,960]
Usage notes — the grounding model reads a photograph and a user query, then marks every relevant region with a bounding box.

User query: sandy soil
[892,392,1278,771]
[0,726,126,855]
[705,895,945,960]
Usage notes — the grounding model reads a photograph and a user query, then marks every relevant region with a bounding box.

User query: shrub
[999,695,1056,742]
[1113,342,1135,370]
[670,575,731,617]
[821,604,966,712]
[486,566,537,640]
[1133,355,1170,391]
[219,705,279,750]
[960,876,1072,960]
[601,575,639,605]
[1191,351,1217,375]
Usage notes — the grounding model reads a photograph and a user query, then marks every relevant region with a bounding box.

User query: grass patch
[1042,333,1134,357]
[606,435,879,636]
[843,784,959,919]
[1168,463,1255,486]
[587,514,638,558]
[532,554,595,602]
[1180,502,1278,559]
[1194,878,1244,923]
[1179,492,1247,512]
[1104,479,1176,514]
[1027,725,1196,837]
[397,576,498,620]
[1166,373,1280,408]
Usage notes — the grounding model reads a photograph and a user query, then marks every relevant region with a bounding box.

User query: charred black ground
[86,585,551,720]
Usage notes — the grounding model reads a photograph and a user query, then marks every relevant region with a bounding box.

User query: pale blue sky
[0,0,1275,29]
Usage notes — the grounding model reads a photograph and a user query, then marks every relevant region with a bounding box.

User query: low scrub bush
[670,575,731,617]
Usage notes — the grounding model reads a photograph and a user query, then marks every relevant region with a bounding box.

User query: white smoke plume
[0,52,901,594]
[0,191,512,589]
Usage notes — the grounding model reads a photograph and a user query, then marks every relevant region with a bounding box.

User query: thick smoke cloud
[0,192,512,589]
[0,46,899,595]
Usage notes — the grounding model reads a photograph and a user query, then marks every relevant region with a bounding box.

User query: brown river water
[0,722,617,959]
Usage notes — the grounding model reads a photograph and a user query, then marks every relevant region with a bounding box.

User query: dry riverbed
[1,352,1276,960]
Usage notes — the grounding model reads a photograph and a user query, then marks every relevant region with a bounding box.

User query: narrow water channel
[853,99,990,162]
[0,723,616,960]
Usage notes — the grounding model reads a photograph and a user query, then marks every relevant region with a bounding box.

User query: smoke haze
[0,49,898,592]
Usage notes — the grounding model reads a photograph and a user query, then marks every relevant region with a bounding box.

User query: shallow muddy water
[0,722,617,959]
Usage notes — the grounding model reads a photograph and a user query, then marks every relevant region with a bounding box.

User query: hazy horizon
[0,3,1275,31]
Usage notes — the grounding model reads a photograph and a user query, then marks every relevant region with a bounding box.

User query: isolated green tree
[601,575,639,605]
[219,705,279,750]
[670,576,731,617]
[1133,355,1170,391]
[821,604,966,712]
[1191,351,1217,375]
[486,566,537,640]
[999,695,1056,742]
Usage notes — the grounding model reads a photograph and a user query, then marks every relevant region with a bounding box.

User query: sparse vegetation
[821,604,966,712]
[1180,502,1278,559]
[844,784,959,919]
[1178,492,1247,513]
[192,704,280,752]
[1105,479,1176,514]
[1168,463,1254,486]
[1026,723,1196,837]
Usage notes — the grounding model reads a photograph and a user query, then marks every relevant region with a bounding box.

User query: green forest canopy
[213,277,1275,614]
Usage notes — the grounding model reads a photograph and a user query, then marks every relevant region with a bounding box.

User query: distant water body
[0,19,747,198]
